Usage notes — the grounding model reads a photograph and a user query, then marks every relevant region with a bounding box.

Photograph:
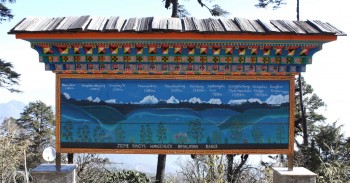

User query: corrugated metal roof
[8,16,346,36]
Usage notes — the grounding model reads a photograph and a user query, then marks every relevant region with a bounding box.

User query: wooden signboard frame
[56,74,295,155]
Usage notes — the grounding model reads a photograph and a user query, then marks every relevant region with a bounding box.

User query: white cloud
[139,95,159,104]
[189,97,202,104]
[207,98,222,105]
[265,94,289,105]
[166,96,180,104]
[63,92,70,99]
[228,99,247,105]
[105,99,117,104]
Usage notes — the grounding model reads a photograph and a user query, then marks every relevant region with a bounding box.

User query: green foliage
[74,154,111,183]
[77,125,91,142]
[140,125,146,143]
[212,130,222,144]
[255,0,287,9]
[63,153,152,183]
[16,101,55,169]
[275,125,285,143]
[0,59,21,92]
[157,121,167,144]
[138,124,153,144]
[187,119,204,143]
[62,122,73,141]
[313,122,350,182]
[174,132,188,144]
[0,0,15,23]
[295,77,327,139]
[206,135,211,144]
[146,124,153,143]
[0,118,31,182]
[163,0,229,18]
[93,126,106,142]
[251,127,263,143]
[262,78,350,183]
[230,121,244,143]
[178,155,258,183]
[105,170,151,183]
[115,123,125,143]
[178,155,226,183]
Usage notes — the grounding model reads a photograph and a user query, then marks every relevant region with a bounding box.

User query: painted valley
[60,78,290,150]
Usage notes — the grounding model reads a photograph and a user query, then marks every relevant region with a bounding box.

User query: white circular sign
[42,147,56,162]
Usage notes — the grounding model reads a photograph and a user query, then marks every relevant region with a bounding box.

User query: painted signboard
[57,75,294,154]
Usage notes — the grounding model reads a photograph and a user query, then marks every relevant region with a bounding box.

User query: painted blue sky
[61,78,290,105]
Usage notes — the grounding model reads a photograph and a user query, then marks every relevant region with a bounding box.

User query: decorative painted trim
[33,40,320,75]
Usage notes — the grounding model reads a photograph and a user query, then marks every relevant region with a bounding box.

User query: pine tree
[156,122,167,144]
[0,59,20,93]
[78,125,91,142]
[0,1,20,93]
[140,125,146,143]
[146,124,153,143]
[115,124,125,143]
[62,122,73,142]
[230,121,244,143]
[93,126,105,143]
[187,119,204,144]
[16,101,55,169]
[0,0,15,23]
[252,127,263,143]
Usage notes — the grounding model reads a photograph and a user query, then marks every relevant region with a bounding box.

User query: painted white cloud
[105,99,117,104]
[228,99,247,105]
[248,98,263,104]
[63,92,70,99]
[265,94,289,105]
[139,95,159,104]
[207,98,222,105]
[166,96,180,104]
[189,97,202,104]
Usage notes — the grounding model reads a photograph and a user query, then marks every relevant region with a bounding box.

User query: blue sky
[61,78,290,104]
[0,0,350,173]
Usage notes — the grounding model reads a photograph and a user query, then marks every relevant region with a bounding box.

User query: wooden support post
[288,153,293,171]
[68,153,74,164]
[56,153,61,170]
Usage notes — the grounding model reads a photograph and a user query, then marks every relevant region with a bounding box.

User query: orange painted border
[56,74,295,155]
[17,32,337,42]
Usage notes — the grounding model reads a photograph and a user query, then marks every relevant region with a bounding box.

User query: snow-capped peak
[207,98,222,105]
[265,94,289,105]
[139,95,159,104]
[228,99,247,105]
[63,92,70,99]
[87,96,93,101]
[248,98,262,104]
[189,97,202,104]
[166,96,180,104]
[105,99,117,104]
